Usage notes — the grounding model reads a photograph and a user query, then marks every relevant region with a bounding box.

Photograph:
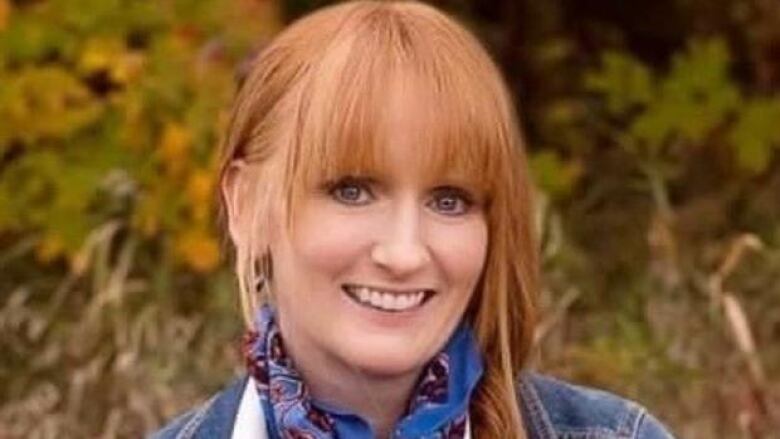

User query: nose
[370,204,431,278]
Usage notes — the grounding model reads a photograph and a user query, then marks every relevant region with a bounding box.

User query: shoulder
[148,376,248,439]
[518,372,676,439]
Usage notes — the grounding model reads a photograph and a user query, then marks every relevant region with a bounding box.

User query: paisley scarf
[242,305,484,438]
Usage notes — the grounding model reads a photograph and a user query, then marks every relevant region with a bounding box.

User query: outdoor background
[1,0,779,437]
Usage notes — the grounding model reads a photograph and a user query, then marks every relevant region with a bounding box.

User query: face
[266,87,489,381]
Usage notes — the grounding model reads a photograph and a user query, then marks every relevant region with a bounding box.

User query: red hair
[219,2,539,436]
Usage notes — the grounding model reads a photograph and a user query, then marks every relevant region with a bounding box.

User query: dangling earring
[255,271,267,294]
[254,250,273,298]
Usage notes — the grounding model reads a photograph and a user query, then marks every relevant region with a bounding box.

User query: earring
[255,272,266,293]
[254,250,273,295]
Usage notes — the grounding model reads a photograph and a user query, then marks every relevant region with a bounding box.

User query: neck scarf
[242,305,484,438]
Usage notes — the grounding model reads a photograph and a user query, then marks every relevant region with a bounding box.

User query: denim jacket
[150,373,675,438]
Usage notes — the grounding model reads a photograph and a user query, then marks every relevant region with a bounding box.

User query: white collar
[232,377,471,438]
[232,377,267,439]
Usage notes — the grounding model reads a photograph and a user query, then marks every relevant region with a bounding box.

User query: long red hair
[219,2,539,436]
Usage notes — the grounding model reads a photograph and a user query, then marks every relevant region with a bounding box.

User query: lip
[341,283,437,296]
[340,284,438,317]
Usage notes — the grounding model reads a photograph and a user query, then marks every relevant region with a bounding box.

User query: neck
[286,340,419,438]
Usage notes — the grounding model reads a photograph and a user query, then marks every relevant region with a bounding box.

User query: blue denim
[150,373,675,438]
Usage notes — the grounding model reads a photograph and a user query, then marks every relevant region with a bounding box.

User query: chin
[335,332,442,379]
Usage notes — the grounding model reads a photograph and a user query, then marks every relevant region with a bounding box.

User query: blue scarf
[242,305,484,438]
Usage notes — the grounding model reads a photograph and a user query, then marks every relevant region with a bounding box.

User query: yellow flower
[159,122,192,177]
[186,169,216,222]
[79,37,123,75]
[175,228,221,273]
[35,234,64,264]
[110,51,146,84]
[78,38,145,86]
[0,0,10,31]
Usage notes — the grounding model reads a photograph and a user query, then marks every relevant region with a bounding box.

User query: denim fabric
[151,376,247,439]
[517,374,674,439]
[149,373,675,439]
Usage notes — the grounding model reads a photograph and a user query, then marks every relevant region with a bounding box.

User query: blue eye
[328,178,373,205]
[429,188,473,216]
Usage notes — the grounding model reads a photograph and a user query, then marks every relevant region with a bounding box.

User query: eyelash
[327,177,374,205]
[326,178,475,216]
[428,187,474,216]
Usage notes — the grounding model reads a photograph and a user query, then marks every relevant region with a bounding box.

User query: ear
[221,159,254,247]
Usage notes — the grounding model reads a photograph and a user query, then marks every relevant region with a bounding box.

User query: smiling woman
[152,1,675,438]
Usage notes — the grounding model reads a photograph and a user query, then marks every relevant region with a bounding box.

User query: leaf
[0,0,278,278]
[0,66,104,146]
[585,51,655,116]
[78,36,146,85]
[728,98,780,174]
[48,0,155,36]
[630,38,740,151]
[0,124,131,252]
[661,39,739,142]
[0,14,79,65]
[78,36,124,73]
[530,150,582,199]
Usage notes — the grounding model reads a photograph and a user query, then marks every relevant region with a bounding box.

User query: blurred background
[0,0,778,437]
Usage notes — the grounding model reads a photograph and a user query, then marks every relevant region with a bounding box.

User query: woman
[153,1,675,438]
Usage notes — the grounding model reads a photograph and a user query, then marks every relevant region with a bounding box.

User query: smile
[342,284,435,313]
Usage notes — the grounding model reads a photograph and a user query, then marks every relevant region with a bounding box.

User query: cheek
[429,219,488,290]
[291,209,374,278]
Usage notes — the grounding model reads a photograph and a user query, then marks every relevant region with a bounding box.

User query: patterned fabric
[242,305,484,439]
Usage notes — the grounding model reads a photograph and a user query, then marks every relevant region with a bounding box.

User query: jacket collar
[517,373,558,439]
[180,376,247,439]
[173,373,557,439]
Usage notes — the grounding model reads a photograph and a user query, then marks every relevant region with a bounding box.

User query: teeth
[358,287,370,302]
[395,295,407,310]
[380,293,393,310]
[345,286,428,312]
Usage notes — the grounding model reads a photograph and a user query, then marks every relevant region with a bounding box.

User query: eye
[327,177,374,205]
[428,187,473,216]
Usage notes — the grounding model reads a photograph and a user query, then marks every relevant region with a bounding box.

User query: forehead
[270,9,512,207]
[294,66,500,196]
[370,76,455,181]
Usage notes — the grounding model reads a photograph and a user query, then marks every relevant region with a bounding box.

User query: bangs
[225,6,538,424]
[282,8,509,208]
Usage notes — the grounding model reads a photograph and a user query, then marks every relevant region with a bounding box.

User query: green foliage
[729,98,780,174]
[0,0,280,436]
[584,51,654,115]
[529,150,581,199]
[0,0,275,269]
[0,67,104,145]
[586,38,780,175]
